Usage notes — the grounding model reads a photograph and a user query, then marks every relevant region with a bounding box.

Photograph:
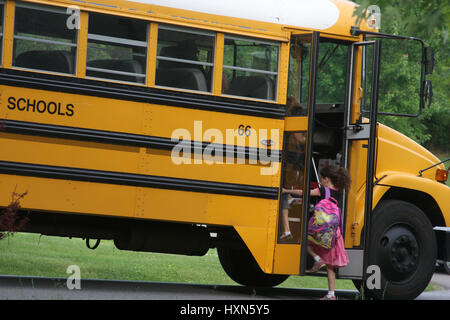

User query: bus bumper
[434,227,450,262]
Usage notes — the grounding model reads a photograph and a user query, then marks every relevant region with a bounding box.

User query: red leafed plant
[0,189,29,240]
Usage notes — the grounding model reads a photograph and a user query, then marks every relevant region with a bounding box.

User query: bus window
[155,25,215,92]
[316,41,349,104]
[307,40,349,215]
[13,2,77,75]
[223,36,279,101]
[287,37,311,116]
[0,3,4,65]
[86,12,148,84]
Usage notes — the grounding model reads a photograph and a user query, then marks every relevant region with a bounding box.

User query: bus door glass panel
[286,35,310,116]
[362,38,423,117]
[0,3,4,64]
[278,131,307,243]
[313,39,349,173]
[309,38,350,206]
[302,38,350,271]
[277,34,311,244]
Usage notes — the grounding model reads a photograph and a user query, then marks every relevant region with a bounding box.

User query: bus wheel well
[380,187,445,227]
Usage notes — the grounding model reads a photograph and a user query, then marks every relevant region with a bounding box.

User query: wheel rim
[377,224,420,282]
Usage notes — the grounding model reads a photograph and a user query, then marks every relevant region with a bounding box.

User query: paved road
[0,272,448,300]
[419,272,450,300]
[0,275,358,300]
[432,272,450,289]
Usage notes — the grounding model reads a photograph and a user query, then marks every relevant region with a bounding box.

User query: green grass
[0,232,355,290]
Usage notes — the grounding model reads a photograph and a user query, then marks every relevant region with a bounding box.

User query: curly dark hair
[319,165,352,192]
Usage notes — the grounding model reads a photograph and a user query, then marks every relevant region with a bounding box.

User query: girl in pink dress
[282,166,351,300]
[309,166,350,300]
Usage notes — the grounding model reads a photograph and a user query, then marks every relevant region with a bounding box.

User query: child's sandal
[279,232,293,241]
[309,259,326,272]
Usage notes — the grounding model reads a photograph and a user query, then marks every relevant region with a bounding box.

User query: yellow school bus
[0,0,448,299]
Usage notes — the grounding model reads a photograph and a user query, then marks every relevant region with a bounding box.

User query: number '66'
[238,125,252,136]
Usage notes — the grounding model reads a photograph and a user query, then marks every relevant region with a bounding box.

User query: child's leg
[320,265,337,299]
[281,208,290,234]
[307,245,319,259]
[326,265,336,294]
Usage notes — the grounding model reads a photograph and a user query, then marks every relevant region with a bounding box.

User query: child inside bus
[279,131,306,241]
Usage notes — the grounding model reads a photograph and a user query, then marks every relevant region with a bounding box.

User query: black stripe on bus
[0,68,286,119]
[0,161,279,199]
[0,119,281,162]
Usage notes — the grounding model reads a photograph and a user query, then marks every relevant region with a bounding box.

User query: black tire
[217,246,289,287]
[356,200,437,300]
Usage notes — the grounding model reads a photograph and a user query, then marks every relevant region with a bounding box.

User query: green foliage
[316,42,349,103]
[354,0,449,152]
[422,104,450,150]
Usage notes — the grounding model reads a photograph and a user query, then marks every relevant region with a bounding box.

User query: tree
[354,0,449,153]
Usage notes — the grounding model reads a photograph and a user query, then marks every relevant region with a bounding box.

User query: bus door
[336,39,382,279]
[337,31,433,286]
[273,33,314,275]
[295,35,382,277]
[278,32,313,244]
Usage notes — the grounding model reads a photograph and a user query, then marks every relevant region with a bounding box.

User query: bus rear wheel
[217,246,289,287]
[355,200,437,300]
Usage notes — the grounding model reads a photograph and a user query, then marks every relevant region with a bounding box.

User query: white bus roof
[126,0,346,30]
[55,0,365,39]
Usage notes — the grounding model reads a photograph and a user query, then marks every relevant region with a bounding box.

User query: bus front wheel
[217,246,289,287]
[355,200,437,300]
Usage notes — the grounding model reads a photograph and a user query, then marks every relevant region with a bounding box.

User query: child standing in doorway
[285,165,351,300]
[308,165,351,300]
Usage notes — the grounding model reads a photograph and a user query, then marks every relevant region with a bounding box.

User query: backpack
[307,187,341,250]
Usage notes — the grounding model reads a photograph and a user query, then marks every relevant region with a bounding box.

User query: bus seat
[87,59,145,83]
[156,68,207,91]
[226,76,274,100]
[15,50,74,74]
[158,43,200,69]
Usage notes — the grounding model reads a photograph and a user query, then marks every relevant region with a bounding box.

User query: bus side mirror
[422,46,434,108]
[422,80,433,108]
[424,46,435,75]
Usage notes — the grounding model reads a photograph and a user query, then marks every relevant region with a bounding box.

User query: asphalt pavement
[418,272,450,300]
[0,271,448,300]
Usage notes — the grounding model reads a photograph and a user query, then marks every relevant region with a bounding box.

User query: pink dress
[309,228,348,268]
[308,186,349,268]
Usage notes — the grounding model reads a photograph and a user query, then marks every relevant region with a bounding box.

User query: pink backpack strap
[324,187,343,232]
[324,186,338,205]
[324,186,331,199]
